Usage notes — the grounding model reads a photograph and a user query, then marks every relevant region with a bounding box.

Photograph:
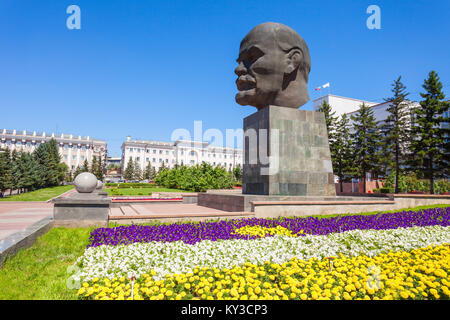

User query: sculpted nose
[235,61,247,76]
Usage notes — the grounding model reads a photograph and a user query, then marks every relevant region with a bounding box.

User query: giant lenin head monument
[235,22,336,196]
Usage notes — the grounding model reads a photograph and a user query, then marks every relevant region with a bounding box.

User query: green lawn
[0,203,448,299]
[0,227,93,299]
[0,185,74,202]
[104,187,192,196]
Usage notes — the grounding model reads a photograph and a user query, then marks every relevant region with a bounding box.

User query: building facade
[313,94,379,117]
[313,94,420,127]
[0,129,107,172]
[121,136,243,173]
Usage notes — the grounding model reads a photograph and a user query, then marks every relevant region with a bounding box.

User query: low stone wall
[0,217,52,268]
[251,194,450,218]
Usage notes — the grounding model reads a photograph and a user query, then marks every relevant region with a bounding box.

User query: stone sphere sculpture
[235,22,311,110]
[73,172,98,193]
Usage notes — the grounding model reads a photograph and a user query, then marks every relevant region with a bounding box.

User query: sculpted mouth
[236,76,256,91]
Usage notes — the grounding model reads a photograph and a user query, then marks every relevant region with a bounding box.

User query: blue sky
[1,0,449,156]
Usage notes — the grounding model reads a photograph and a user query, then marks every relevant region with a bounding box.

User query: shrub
[117,183,153,189]
[105,183,118,187]
[379,187,394,193]
[154,163,236,192]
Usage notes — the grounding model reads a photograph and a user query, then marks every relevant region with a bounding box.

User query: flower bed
[87,207,449,247]
[75,207,450,300]
[78,244,450,300]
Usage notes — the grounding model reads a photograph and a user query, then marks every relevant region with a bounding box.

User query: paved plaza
[0,202,53,240]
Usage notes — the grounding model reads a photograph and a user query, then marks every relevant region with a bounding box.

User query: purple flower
[86,207,450,248]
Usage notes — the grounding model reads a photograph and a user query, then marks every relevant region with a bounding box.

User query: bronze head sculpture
[235,22,311,110]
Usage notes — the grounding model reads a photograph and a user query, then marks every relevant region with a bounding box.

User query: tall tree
[90,156,98,176]
[123,157,135,181]
[10,150,22,194]
[381,76,411,193]
[318,100,338,142]
[144,162,153,180]
[0,149,13,196]
[350,103,382,193]
[332,114,354,193]
[81,159,90,173]
[410,71,449,193]
[133,158,142,181]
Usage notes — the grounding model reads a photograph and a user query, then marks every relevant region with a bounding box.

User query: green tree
[123,157,135,181]
[232,165,242,182]
[332,114,354,192]
[381,76,411,193]
[318,100,338,142]
[410,71,449,193]
[10,150,22,194]
[0,149,13,196]
[81,159,89,173]
[133,159,142,181]
[350,103,382,193]
[90,156,98,175]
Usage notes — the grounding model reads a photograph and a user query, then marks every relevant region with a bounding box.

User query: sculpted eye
[247,47,264,64]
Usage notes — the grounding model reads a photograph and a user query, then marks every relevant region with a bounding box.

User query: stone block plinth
[243,105,336,196]
[52,193,110,227]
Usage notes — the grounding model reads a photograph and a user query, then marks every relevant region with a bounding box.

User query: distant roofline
[121,137,242,151]
[345,99,419,115]
[312,94,378,105]
[1,128,106,144]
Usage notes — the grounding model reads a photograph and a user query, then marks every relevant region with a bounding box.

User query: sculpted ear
[285,48,303,74]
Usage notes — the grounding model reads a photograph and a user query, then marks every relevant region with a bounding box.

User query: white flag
[322,82,330,88]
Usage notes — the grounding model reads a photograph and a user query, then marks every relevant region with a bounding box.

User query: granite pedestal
[52,191,110,227]
[243,105,336,196]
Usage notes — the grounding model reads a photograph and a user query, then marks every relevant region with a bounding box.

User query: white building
[313,94,378,117]
[313,94,419,127]
[121,136,243,173]
[0,129,107,172]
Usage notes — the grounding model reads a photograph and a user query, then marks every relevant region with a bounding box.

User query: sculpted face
[235,22,310,109]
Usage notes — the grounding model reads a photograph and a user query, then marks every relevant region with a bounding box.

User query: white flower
[76,225,450,282]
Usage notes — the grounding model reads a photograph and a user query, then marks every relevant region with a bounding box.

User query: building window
[159,150,163,154]
[146,158,149,162]
[64,145,68,150]
[152,158,156,162]
[73,145,77,150]
[224,155,227,159]
[137,148,141,152]
[17,141,22,146]
[190,160,195,164]
[7,141,11,146]
[129,148,133,152]
[136,157,140,161]
[159,158,162,163]
[181,151,184,155]
[165,159,168,163]
[153,150,156,154]
[190,151,195,156]
[81,156,85,160]
[64,155,68,160]
[81,146,86,151]
[146,149,150,153]
[166,150,169,155]
[72,155,76,160]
